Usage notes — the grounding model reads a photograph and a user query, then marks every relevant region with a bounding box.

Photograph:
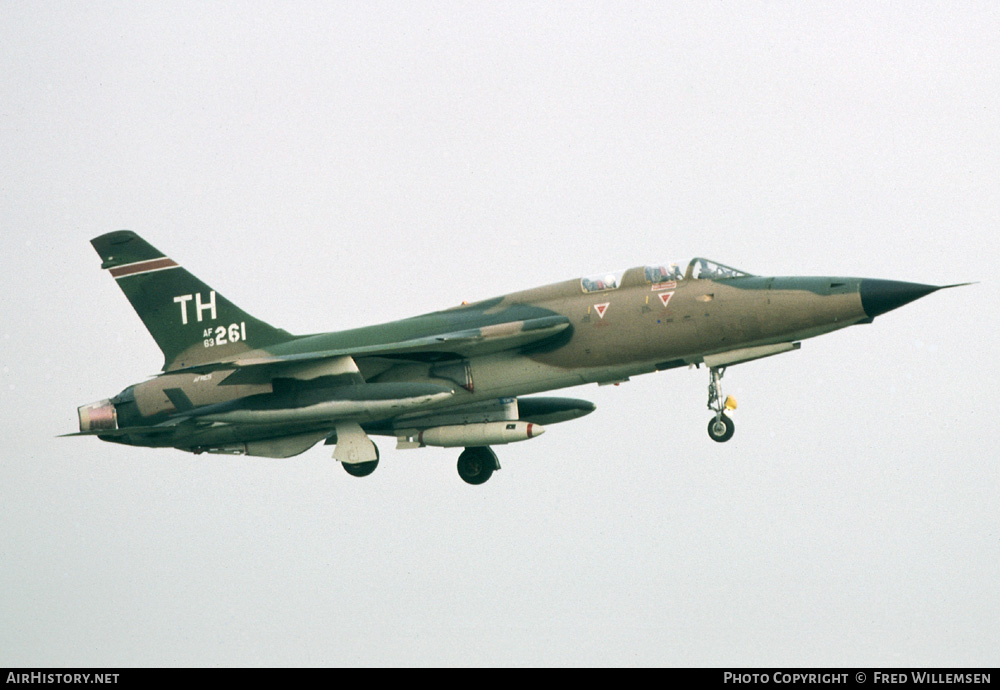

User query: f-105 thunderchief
[70,231,965,484]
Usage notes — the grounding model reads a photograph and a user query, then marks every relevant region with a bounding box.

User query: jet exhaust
[78,399,118,432]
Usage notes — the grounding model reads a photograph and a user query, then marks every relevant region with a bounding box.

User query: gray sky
[2,1,997,667]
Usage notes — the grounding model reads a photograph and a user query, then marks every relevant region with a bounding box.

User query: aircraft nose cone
[860,279,940,319]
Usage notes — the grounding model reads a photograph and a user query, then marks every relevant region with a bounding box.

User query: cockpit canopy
[580,270,625,293]
[580,258,752,293]
[687,258,752,281]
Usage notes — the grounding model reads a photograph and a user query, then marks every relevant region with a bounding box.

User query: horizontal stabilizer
[58,424,183,439]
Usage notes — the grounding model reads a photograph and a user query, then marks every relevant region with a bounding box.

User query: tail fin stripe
[109,258,180,279]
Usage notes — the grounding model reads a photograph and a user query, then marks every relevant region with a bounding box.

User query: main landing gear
[457,446,500,485]
[707,366,737,443]
[342,442,380,477]
[338,439,501,485]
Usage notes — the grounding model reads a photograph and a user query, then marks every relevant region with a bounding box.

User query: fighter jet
[69,231,966,484]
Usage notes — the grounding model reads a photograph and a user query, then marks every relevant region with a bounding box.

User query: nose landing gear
[707,366,736,443]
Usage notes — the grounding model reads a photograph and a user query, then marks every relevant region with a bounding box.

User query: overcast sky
[2,1,997,667]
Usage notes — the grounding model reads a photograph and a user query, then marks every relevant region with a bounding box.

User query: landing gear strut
[707,366,736,443]
[457,446,499,485]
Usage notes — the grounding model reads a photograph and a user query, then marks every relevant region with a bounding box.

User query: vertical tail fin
[91,230,295,371]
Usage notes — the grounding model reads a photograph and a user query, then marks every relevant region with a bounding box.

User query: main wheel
[457,447,497,485]
[342,443,379,477]
[707,414,735,443]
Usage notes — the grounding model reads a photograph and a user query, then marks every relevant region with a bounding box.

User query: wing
[169,314,571,384]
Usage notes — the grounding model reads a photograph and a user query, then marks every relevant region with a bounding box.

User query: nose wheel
[707,366,736,442]
[707,413,735,442]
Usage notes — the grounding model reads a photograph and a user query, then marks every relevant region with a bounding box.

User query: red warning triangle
[658,291,674,307]
[594,303,609,319]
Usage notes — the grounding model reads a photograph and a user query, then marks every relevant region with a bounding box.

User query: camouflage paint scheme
[71,231,958,483]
